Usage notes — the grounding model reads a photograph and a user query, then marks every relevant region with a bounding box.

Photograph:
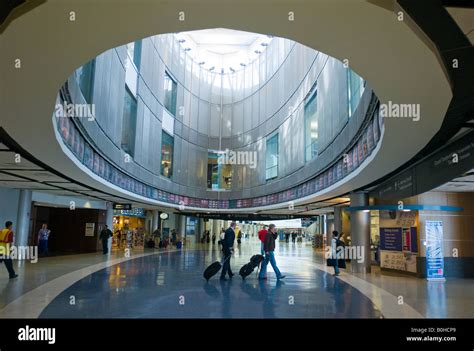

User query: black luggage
[239,263,255,279]
[203,255,231,281]
[239,254,265,280]
[338,258,346,269]
[326,258,346,269]
[250,254,264,268]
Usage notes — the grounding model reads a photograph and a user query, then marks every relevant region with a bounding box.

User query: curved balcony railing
[55,83,382,209]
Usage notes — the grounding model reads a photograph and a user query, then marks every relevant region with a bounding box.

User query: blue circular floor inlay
[40,247,382,318]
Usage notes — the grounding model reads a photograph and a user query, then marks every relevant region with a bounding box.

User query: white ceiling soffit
[0,0,452,213]
[445,7,474,45]
[433,169,474,192]
[176,28,272,72]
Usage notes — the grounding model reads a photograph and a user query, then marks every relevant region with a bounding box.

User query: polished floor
[39,247,381,318]
[0,238,473,318]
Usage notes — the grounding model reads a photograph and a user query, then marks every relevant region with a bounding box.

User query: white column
[350,192,371,273]
[106,202,114,253]
[16,189,32,247]
[152,210,159,232]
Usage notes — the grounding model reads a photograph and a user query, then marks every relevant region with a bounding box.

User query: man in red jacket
[258,225,268,255]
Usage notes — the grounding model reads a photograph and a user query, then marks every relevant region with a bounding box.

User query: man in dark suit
[220,221,236,280]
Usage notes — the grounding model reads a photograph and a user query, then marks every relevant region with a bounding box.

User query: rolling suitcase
[250,254,264,267]
[203,255,231,281]
[239,263,255,279]
[239,254,265,280]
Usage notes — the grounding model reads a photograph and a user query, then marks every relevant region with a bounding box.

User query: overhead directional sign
[113,203,132,210]
[371,131,474,200]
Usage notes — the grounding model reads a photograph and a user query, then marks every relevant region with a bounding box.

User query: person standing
[331,230,341,276]
[171,229,177,245]
[220,222,236,281]
[0,221,18,279]
[258,225,268,255]
[218,227,225,246]
[99,225,113,254]
[259,224,285,280]
[115,229,122,248]
[291,231,297,243]
[37,223,51,256]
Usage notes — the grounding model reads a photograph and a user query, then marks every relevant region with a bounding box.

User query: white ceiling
[0,0,453,213]
[184,28,263,47]
[176,28,272,73]
[0,147,135,205]
[446,7,474,45]
[433,169,474,192]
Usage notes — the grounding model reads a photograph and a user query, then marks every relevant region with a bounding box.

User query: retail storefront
[347,203,464,277]
[369,209,419,274]
[112,208,146,250]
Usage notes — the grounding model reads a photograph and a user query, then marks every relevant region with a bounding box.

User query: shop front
[112,208,146,250]
[369,209,419,275]
[349,202,464,278]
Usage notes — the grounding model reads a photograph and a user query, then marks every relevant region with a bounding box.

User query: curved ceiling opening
[175,28,273,74]
[0,1,452,212]
[53,27,378,210]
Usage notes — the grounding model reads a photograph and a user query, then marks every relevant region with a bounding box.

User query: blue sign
[410,227,418,253]
[113,208,145,218]
[380,228,402,251]
[425,221,445,280]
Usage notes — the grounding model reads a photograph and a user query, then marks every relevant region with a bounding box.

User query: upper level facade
[59,29,375,208]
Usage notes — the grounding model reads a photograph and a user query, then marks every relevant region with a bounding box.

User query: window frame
[265,133,279,181]
[121,85,138,158]
[163,71,178,116]
[160,130,174,179]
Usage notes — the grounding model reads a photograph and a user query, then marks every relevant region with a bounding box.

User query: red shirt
[258,229,268,243]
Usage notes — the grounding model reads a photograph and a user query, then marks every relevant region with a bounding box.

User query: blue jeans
[260,242,265,256]
[259,251,282,279]
[39,240,49,255]
[334,261,340,275]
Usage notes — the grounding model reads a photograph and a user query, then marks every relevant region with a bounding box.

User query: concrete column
[152,210,159,232]
[176,214,186,242]
[16,189,32,247]
[212,219,220,237]
[196,218,205,243]
[106,202,114,253]
[323,215,331,248]
[334,207,343,234]
[105,202,114,228]
[350,192,371,273]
